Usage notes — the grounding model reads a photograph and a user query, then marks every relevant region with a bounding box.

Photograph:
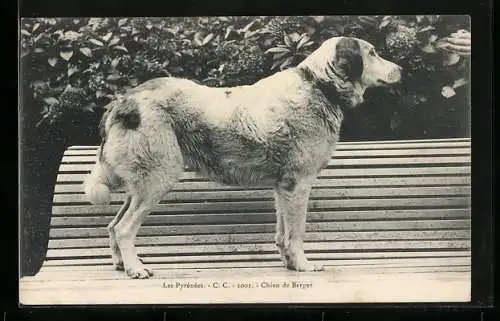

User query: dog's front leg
[273,189,287,265]
[276,178,323,272]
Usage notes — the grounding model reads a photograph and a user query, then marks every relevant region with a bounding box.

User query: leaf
[443,53,460,66]
[62,31,81,41]
[310,16,324,23]
[113,45,128,52]
[108,37,120,47]
[283,33,293,47]
[273,51,290,60]
[280,56,295,69]
[358,15,378,27]
[118,18,128,27]
[102,32,113,42]
[265,47,291,54]
[239,20,256,33]
[244,30,257,39]
[224,26,234,39]
[270,59,284,70]
[106,74,122,82]
[48,57,58,67]
[33,48,45,53]
[79,47,92,57]
[417,26,436,33]
[416,15,425,23]
[60,49,73,61]
[303,41,314,48]
[21,29,31,36]
[201,33,214,46]
[181,49,194,56]
[89,39,104,46]
[32,23,40,32]
[289,32,301,43]
[111,58,120,68]
[379,17,392,29]
[193,31,203,46]
[441,86,456,98]
[82,104,96,113]
[453,78,468,89]
[421,44,437,54]
[20,48,30,58]
[68,65,79,77]
[43,97,59,105]
[296,34,311,49]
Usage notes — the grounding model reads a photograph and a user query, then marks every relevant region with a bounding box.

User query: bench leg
[276,181,323,272]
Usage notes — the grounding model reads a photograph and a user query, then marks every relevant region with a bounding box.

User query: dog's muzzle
[378,65,403,85]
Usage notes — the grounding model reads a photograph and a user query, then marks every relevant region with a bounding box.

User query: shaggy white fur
[83,36,402,279]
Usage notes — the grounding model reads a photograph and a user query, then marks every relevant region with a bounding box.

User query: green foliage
[20,15,470,138]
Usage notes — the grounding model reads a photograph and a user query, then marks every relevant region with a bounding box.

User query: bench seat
[20,138,472,305]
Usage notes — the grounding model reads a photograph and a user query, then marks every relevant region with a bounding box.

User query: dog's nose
[388,66,403,83]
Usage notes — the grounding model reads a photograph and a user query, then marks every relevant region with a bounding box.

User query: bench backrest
[45,138,471,271]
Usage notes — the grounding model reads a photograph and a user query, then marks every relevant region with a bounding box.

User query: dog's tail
[83,106,122,205]
[83,159,117,205]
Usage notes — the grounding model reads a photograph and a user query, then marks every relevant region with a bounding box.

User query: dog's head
[299,36,402,107]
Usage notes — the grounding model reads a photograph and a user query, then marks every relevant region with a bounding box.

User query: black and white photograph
[19,15,472,305]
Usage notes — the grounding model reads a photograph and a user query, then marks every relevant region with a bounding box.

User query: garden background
[19,15,471,276]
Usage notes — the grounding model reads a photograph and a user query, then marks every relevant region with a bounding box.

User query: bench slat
[48,209,471,227]
[63,147,471,158]
[54,176,471,194]
[49,219,470,238]
[56,166,471,183]
[52,186,471,204]
[46,240,471,259]
[59,156,471,168]
[59,156,470,171]
[66,139,471,151]
[48,229,470,249]
[51,197,471,215]
[42,250,472,268]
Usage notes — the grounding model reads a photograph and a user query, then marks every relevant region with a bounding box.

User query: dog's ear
[334,38,363,81]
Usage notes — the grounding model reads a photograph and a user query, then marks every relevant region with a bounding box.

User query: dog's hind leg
[113,125,184,279]
[114,164,182,279]
[107,195,131,271]
[276,177,324,272]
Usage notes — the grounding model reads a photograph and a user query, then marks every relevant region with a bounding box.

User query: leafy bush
[20,15,470,138]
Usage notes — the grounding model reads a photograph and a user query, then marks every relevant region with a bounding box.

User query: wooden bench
[20,138,472,305]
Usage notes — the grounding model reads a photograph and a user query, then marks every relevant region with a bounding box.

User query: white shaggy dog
[84,36,402,279]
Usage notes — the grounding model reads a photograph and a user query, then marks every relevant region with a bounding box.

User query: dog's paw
[113,257,143,271]
[126,265,154,279]
[113,261,125,271]
[288,260,324,272]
